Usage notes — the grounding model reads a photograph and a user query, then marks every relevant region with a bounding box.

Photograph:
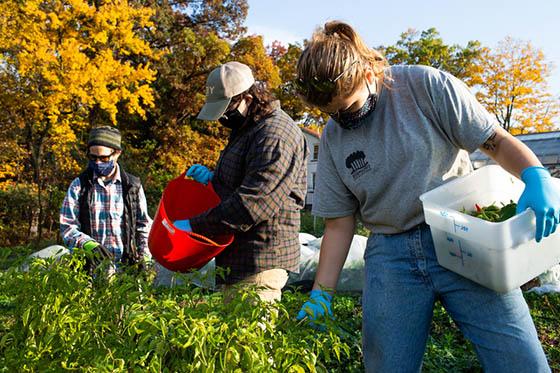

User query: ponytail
[296,21,388,107]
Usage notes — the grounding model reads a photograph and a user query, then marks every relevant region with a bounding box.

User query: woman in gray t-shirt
[294,21,558,372]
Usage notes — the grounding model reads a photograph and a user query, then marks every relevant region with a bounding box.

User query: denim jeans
[362,223,550,373]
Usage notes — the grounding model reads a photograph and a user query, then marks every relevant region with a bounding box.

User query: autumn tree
[124,2,284,213]
[474,37,559,134]
[0,0,157,240]
[379,28,483,85]
[124,0,250,196]
[231,35,281,88]
[269,41,328,131]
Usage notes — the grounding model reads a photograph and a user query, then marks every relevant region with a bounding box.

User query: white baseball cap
[197,61,255,121]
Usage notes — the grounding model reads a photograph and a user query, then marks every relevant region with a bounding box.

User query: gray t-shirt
[312,65,496,234]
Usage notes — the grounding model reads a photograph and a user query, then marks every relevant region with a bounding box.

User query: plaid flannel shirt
[190,106,308,283]
[60,165,152,260]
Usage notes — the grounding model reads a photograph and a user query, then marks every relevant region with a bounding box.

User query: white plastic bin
[419,165,560,292]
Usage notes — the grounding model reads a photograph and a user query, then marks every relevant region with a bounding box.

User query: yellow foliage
[474,37,559,133]
[0,0,157,125]
[231,36,281,89]
[47,119,83,175]
[0,0,158,180]
[0,140,26,181]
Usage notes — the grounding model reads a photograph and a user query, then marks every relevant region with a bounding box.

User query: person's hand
[517,166,560,242]
[83,240,114,260]
[174,219,192,232]
[82,240,115,274]
[186,164,213,185]
[296,289,333,329]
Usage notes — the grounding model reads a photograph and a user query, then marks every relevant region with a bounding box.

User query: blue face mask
[88,160,115,176]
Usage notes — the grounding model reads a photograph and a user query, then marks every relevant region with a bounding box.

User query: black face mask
[218,108,247,130]
[332,82,378,130]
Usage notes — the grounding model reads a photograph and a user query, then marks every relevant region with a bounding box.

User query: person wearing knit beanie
[60,125,153,276]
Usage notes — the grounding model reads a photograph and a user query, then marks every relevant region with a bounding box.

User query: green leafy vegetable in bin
[461,201,517,222]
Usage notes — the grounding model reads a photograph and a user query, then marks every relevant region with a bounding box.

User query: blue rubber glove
[517,166,560,242]
[296,289,333,329]
[186,164,213,185]
[174,219,192,232]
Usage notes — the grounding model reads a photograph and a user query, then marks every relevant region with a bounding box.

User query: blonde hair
[296,21,388,107]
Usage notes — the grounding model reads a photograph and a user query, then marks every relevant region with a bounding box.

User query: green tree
[127,0,250,186]
[379,28,483,85]
[123,1,288,213]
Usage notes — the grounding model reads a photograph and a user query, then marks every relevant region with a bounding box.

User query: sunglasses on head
[294,60,359,96]
[87,151,115,162]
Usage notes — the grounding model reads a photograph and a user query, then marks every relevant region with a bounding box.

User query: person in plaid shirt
[180,61,308,302]
[60,126,152,274]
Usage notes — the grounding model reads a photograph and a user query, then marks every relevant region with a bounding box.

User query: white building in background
[301,127,321,208]
[470,131,560,176]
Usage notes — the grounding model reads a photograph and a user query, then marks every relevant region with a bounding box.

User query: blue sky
[245,0,560,96]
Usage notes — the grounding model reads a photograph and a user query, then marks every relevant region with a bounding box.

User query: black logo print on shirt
[345,151,371,180]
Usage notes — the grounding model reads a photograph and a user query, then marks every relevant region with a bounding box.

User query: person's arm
[190,132,301,236]
[296,214,355,324]
[479,127,559,242]
[135,185,152,260]
[60,178,95,250]
[478,126,541,177]
[312,215,356,292]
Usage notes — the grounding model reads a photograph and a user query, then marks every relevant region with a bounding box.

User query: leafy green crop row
[0,254,362,372]
[1,251,558,372]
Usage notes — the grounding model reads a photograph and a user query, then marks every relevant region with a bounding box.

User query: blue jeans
[362,223,550,373]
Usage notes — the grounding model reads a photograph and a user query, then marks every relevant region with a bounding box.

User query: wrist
[310,289,333,302]
[521,166,550,183]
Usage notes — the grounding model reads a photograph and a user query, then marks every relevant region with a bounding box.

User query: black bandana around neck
[334,92,378,130]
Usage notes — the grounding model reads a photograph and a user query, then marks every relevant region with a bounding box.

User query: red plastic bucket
[148,173,234,272]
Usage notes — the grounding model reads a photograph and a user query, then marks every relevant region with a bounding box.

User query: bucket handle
[163,217,221,246]
[188,232,221,247]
